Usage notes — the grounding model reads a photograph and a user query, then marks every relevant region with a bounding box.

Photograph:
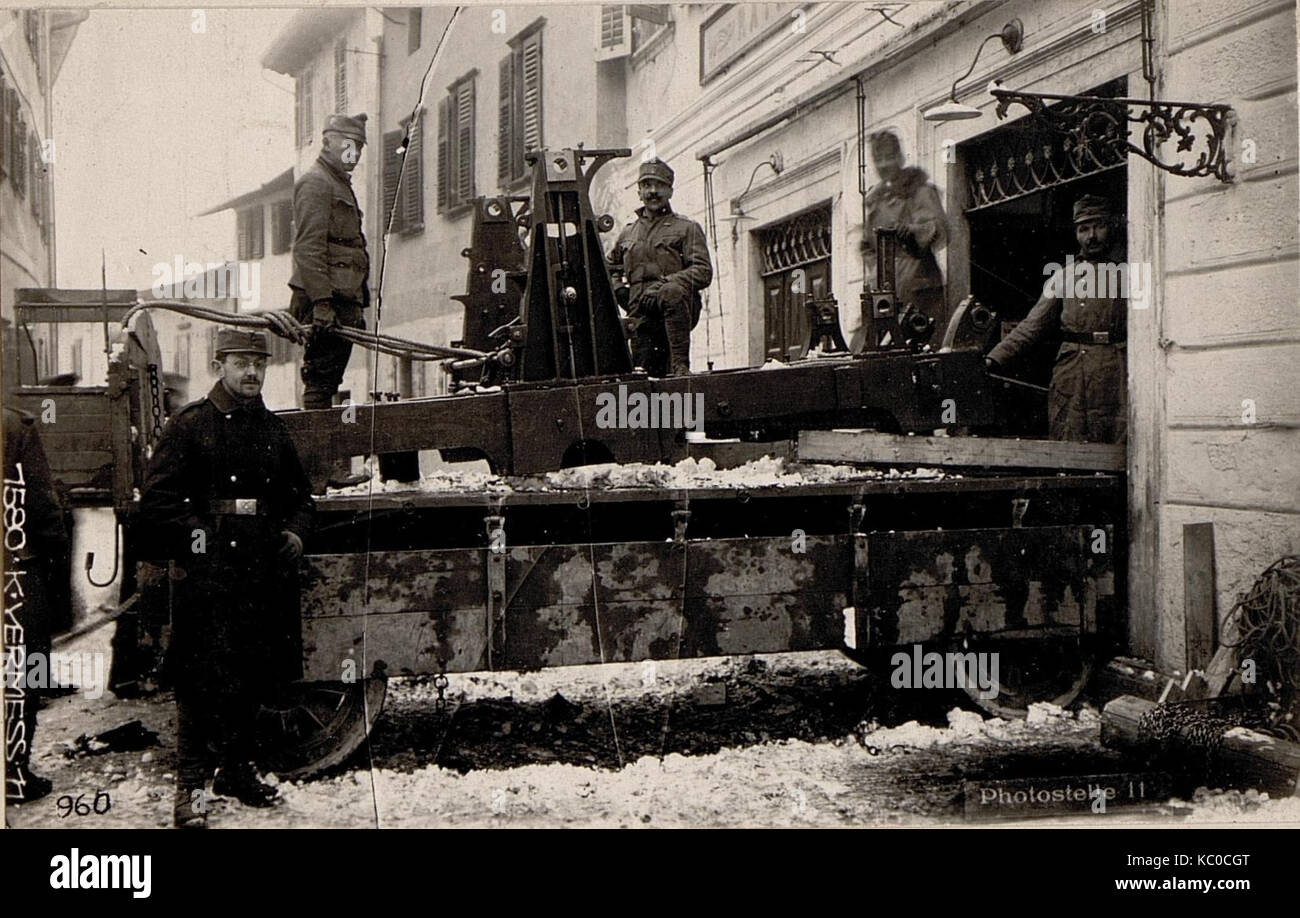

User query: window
[438,74,476,212]
[295,66,315,148]
[29,131,40,218]
[237,206,265,261]
[0,75,8,181]
[498,23,543,187]
[334,40,348,112]
[383,114,425,234]
[409,8,422,54]
[271,200,293,254]
[12,113,26,198]
[596,7,631,61]
[757,205,832,361]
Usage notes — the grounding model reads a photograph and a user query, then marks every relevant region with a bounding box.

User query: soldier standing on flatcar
[288,111,372,491]
[608,158,713,377]
[985,195,1128,444]
[139,329,314,827]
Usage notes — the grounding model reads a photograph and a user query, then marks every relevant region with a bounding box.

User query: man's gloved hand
[258,309,308,345]
[279,530,303,563]
[312,300,337,329]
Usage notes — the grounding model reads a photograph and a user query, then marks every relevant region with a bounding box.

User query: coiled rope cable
[120,299,490,363]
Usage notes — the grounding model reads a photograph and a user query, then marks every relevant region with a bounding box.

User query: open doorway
[958,78,1129,436]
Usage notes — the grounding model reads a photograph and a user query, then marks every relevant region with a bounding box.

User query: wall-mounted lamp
[922,19,1024,122]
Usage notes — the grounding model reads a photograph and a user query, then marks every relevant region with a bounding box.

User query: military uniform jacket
[609,205,713,321]
[139,382,315,689]
[988,243,1128,443]
[863,166,948,302]
[289,155,371,306]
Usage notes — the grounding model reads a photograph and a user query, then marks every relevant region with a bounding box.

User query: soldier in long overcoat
[139,329,314,825]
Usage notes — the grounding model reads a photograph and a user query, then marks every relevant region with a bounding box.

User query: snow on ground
[6,632,1298,829]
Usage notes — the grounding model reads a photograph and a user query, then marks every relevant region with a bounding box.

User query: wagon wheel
[252,674,387,781]
[961,636,1095,720]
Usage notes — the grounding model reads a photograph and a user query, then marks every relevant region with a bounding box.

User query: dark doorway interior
[959,78,1129,435]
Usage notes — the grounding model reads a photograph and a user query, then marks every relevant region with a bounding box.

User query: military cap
[1073,194,1115,224]
[323,112,368,144]
[638,158,675,186]
[214,328,272,357]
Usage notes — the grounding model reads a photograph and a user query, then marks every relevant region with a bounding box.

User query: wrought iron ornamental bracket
[990,87,1236,183]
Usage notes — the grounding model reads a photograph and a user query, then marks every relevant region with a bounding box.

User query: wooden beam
[1183,522,1217,674]
[798,430,1126,472]
[1102,695,1300,795]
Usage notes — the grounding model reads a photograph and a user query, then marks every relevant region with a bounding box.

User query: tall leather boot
[301,386,367,492]
[661,289,694,377]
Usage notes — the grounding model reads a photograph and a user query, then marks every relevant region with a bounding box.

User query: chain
[146,363,164,441]
[433,669,449,714]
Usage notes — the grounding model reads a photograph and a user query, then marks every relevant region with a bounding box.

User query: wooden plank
[3,413,112,433]
[799,429,1126,471]
[1183,522,1217,672]
[33,431,113,453]
[46,450,113,471]
[1102,695,1300,794]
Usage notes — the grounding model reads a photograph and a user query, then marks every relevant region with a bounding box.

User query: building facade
[262,8,384,410]
[258,3,1296,675]
[1,9,86,380]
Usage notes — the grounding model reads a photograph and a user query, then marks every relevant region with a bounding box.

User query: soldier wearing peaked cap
[139,328,315,825]
[608,158,713,377]
[986,194,1128,443]
[289,112,372,490]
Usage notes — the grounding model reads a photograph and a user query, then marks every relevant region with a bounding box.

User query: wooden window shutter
[250,205,264,259]
[237,209,250,261]
[271,200,293,254]
[436,97,449,211]
[335,40,348,112]
[596,7,631,61]
[520,32,543,162]
[0,76,7,180]
[403,113,424,231]
[294,74,303,147]
[303,66,314,143]
[383,129,404,232]
[497,54,514,186]
[29,131,39,216]
[13,116,25,197]
[456,79,475,204]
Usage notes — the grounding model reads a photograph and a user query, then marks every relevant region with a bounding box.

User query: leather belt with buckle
[210,499,259,515]
[1060,329,1125,345]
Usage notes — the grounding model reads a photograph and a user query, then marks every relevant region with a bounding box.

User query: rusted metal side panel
[502,536,848,668]
[300,536,850,678]
[300,549,489,679]
[859,526,1113,647]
